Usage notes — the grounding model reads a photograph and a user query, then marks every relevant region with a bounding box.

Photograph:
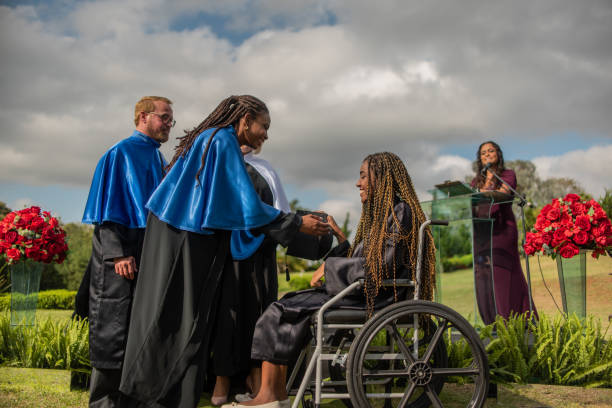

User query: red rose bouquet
[0,206,68,265]
[524,193,612,259]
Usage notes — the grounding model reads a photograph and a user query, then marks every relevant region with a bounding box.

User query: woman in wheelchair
[223,152,436,408]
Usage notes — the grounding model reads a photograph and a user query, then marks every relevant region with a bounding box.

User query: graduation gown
[119,126,296,407]
[251,201,416,365]
[79,132,165,369]
[212,164,293,377]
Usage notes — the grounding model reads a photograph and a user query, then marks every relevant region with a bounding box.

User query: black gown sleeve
[323,202,412,296]
[252,212,302,248]
[99,222,138,260]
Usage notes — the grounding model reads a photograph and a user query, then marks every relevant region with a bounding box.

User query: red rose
[560,211,572,226]
[535,215,551,231]
[575,214,591,231]
[595,235,607,246]
[571,202,586,216]
[563,193,581,204]
[14,217,26,228]
[573,230,589,245]
[593,208,607,221]
[558,242,580,259]
[552,228,567,247]
[587,199,600,209]
[29,206,41,214]
[524,243,536,255]
[4,230,18,244]
[551,198,561,207]
[48,243,62,256]
[21,213,34,224]
[29,217,45,231]
[49,217,59,228]
[25,247,41,261]
[6,247,21,261]
[546,207,561,221]
[542,231,553,245]
[592,225,605,237]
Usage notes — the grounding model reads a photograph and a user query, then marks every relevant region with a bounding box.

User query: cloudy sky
[1,0,611,227]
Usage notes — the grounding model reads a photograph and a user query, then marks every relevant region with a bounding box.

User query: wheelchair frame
[286,219,490,408]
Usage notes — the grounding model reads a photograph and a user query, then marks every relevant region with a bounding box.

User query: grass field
[1,367,611,408]
[436,254,611,325]
[1,254,610,407]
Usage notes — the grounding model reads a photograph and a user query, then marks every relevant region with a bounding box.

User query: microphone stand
[484,168,535,320]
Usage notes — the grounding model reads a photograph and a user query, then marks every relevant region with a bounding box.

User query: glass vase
[556,251,586,319]
[10,259,44,326]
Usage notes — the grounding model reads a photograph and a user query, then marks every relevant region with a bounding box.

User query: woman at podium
[471,141,536,324]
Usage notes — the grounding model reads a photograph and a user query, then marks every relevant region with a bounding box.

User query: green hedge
[0,290,76,311]
[442,254,473,272]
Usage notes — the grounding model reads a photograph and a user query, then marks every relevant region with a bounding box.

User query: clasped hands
[308,214,347,287]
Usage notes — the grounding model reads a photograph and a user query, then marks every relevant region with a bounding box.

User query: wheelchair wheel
[346,300,489,408]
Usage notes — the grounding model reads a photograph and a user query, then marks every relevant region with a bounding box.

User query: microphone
[481,163,492,175]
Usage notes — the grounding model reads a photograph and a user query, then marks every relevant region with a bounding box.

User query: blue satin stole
[146,126,280,259]
[82,131,165,228]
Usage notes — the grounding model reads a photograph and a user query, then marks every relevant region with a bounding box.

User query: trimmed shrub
[0,290,76,311]
[441,254,473,272]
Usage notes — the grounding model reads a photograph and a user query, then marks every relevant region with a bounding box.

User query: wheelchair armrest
[381,279,414,287]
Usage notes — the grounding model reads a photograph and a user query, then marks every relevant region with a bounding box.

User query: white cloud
[533,145,612,198]
[12,198,35,211]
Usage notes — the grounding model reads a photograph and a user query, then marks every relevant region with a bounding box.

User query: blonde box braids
[349,152,436,314]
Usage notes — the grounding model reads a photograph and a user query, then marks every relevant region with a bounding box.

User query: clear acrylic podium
[421,181,511,325]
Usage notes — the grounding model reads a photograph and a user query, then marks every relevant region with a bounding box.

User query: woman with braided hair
[224,152,436,408]
[118,95,329,408]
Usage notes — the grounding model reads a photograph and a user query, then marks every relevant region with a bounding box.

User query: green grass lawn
[1,255,610,407]
[1,367,611,407]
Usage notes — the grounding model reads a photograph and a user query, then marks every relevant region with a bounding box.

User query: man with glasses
[77,96,174,407]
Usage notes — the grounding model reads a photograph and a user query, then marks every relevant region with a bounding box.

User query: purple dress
[471,169,536,324]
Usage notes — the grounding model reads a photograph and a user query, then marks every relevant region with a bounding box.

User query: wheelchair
[286,219,490,408]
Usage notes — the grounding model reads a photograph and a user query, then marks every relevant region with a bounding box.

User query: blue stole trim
[82,131,165,228]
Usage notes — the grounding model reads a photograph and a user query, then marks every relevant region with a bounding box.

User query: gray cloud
[1,0,611,219]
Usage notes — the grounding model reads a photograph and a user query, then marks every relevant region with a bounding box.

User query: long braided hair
[166,95,268,182]
[473,140,505,189]
[349,152,436,314]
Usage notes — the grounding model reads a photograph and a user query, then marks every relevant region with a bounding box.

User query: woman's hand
[299,214,331,236]
[310,262,325,287]
[326,215,347,243]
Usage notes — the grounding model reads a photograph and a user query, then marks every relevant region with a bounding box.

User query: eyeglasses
[147,112,176,127]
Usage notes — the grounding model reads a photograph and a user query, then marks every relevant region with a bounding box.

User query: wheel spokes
[424,382,444,408]
[388,323,416,365]
[422,318,449,362]
[431,366,481,376]
[397,381,417,408]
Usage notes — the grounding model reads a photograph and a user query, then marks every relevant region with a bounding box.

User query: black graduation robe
[119,210,301,407]
[251,201,416,365]
[211,164,295,377]
[87,223,144,369]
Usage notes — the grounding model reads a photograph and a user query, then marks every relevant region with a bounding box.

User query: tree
[53,223,93,290]
[598,188,612,222]
[0,201,11,220]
